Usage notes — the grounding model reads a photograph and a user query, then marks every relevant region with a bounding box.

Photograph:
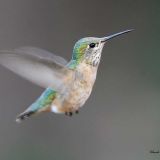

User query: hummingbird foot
[65,112,73,117]
[75,110,79,114]
[65,110,79,117]
[69,112,73,116]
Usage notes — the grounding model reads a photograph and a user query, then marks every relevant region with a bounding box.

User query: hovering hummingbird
[0,29,133,122]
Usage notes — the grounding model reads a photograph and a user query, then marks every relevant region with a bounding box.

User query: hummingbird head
[72,29,133,67]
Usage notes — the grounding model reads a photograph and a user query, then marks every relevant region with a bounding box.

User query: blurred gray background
[0,0,159,160]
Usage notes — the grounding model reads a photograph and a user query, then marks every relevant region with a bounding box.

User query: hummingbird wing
[0,47,70,92]
[15,47,68,65]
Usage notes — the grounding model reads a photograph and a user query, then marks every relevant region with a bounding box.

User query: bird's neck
[74,60,98,86]
[67,55,101,70]
[67,59,79,69]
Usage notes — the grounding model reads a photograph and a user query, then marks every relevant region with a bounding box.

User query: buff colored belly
[52,63,97,113]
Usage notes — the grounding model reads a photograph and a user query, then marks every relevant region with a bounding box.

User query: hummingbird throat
[84,45,103,67]
[85,51,101,67]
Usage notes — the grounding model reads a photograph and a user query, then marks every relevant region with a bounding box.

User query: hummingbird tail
[15,88,56,123]
[16,110,36,123]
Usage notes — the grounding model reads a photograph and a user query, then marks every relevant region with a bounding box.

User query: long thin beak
[101,29,134,42]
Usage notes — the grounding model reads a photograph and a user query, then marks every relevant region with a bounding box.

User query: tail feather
[15,87,56,123]
[16,111,35,123]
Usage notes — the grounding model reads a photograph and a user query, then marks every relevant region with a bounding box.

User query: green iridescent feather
[27,88,56,112]
[68,40,88,69]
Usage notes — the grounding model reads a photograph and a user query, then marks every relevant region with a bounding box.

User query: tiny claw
[69,112,73,116]
[75,110,79,114]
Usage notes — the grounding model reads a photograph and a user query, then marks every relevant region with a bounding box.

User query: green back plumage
[27,88,56,112]
[68,38,91,69]
[72,40,88,62]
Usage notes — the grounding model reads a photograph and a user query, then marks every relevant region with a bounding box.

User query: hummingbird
[0,29,133,122]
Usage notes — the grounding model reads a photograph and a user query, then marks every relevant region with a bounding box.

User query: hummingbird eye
[89,43,96,48]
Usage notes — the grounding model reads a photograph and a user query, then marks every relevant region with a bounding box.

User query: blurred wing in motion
[15,47,68,65]
[0,47,70,92]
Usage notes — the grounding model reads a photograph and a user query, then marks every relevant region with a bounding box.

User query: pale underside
[0,47,98,117]
[51,61,98,113]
